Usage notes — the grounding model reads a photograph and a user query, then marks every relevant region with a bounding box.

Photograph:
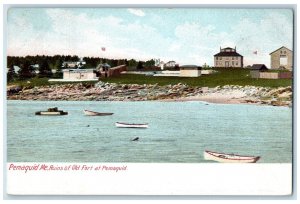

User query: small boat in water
[83,110,113,116]
[35,107,68,116]
[115,122,148,128]
[204,150,260,163]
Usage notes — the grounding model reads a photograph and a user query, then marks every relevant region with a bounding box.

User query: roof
[269,46,293,55]
[101,63,111,68]
[223,47,234,50]
[214,52,242,57]
[63,69,95,72]
[180,65,198,68]
[250,64,268,70]
[180,65,201,70]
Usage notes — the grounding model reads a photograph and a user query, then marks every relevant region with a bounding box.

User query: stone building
[214,47,243,68]
[269,46,293,70]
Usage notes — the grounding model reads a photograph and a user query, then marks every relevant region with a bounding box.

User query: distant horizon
[7,8,293,66]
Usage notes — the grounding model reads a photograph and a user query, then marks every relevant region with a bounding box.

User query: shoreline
[7,82,292,107]
[159,94,266,106]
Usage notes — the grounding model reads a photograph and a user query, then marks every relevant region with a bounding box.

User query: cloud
[7,9,293,66]
[168,42,181,52]
[228,11,293,66]
[127,9,145,17]
[169,11,293,66]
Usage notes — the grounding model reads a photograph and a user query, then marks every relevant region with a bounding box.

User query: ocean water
[7,100,292,163]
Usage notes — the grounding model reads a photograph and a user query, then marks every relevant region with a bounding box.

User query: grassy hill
[8,68,292,88]
[101,68,292,88]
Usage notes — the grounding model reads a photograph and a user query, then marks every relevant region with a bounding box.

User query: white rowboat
[115,122,148,128]
[83,110,113,116]
[204,150,260,163]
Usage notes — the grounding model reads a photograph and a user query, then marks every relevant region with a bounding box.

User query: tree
[18,60,35,80]
[128,59,137,67]
[7,65,17,82]
[70,55,79,61]
[54,58,63,78]
[38,58,52,78]
[136,61,144,70]
[144,59,155,67]
[54,58,63,69]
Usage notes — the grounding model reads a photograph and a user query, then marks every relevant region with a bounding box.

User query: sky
[7,8,293,66]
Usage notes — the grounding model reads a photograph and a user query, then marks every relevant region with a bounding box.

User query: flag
[253,51,258,55]
[101,47,106,51]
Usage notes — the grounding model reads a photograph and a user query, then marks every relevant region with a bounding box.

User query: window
[280,56,287,66]
[220,57,222,60]
[232,57,234,60]
[232,61,234,65]
[216,57,218,60]
[236,62,238,65]
[284,51,286,54]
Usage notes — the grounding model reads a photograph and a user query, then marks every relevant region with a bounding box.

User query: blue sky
[7,8,293,66]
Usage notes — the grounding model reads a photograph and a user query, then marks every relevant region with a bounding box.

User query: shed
[180,65,202,77]
[250,64,268,72]
[249,64,268,79]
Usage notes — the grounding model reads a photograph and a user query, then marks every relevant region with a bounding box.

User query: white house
[165,61,176,67]
[63,69,98,81]
[6,66,21,73]
[49,69,98,82]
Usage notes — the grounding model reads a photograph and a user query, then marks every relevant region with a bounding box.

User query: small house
[180,65,202,77]
[249,64,268,78]
[165,61,176,68]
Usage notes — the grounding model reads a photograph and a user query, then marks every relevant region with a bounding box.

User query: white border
[6,163,292,195]
[1,0,298,201]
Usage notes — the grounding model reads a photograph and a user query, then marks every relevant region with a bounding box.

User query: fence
[250,71,292,79]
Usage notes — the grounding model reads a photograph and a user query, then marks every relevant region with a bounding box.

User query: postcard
[4,5,293,196]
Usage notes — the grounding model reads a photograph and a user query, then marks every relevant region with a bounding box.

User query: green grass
[101,68,292,88]
[7,68,292,88]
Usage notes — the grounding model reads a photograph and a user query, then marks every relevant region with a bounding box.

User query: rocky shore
[7,81,292,106]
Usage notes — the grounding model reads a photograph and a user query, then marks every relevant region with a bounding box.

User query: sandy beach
[161,90,252,104]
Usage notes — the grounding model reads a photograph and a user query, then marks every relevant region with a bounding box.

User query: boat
[83,110,113,116]
[35,107,68,116]
[203,150,260,163]
[115,122,148,128]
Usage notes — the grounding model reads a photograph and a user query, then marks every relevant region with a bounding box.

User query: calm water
[7,100,292,163]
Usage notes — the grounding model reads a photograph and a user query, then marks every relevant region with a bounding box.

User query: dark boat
[35,107,68,116]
